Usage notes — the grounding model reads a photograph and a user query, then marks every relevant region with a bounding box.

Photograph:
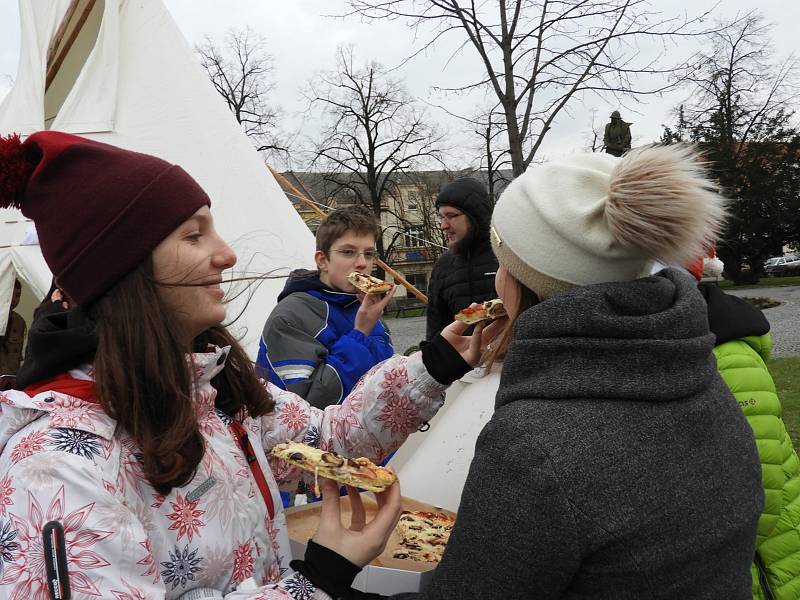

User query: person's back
[257,207,394,409]
[430,271,761,599]
[698,282,800,599]
[426,178,498,340]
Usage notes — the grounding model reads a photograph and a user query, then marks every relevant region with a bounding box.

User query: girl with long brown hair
[0,131,495,599]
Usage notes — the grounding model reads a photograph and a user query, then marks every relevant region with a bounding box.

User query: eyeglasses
[436,211,464,224]
[330,248,378,261]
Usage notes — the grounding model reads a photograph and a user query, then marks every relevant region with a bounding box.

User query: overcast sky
[1,0,798,167]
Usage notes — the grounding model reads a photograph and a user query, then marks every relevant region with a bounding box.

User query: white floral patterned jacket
[0,346,446,599]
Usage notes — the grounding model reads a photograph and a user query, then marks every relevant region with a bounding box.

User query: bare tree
[345,0,714,176]
[661,12,800,283]
[680,13,798,152]
[584,108,604,152]
[426,101,512,199]
[305,46,447,268]
[468,107,513,200]
[196,28,288,161]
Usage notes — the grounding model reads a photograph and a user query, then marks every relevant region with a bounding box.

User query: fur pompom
[0,133,36,210]
[703,256,725,278]
[605,144,727,265]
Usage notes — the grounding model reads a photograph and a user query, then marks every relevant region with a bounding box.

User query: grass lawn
[719,276,800,289]
[772,357,800,449]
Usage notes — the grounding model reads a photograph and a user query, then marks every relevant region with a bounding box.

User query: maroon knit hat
[0,131,211,306]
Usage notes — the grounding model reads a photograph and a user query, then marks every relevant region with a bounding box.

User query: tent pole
[269,167,429,304]
[47,0,82,67]
[46,0,98,91]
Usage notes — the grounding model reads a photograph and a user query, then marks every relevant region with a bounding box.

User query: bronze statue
[603,110,631,157]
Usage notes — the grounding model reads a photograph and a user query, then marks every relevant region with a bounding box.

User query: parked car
[763,257,782,270]
[765,255,800,276]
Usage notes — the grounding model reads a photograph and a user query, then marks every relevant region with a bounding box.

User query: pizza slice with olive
[392,510,456,563]
[270,441,396,493]
[347,272,393,294]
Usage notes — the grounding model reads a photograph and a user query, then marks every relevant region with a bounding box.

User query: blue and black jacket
[256,271,394,409]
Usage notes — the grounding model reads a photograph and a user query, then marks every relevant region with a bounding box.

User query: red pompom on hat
[0,131,210,306]
[686,244,724,281]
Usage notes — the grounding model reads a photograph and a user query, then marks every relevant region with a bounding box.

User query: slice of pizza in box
[285,494,456,595]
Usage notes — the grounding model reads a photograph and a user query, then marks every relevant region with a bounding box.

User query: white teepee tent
[0,0,315,350]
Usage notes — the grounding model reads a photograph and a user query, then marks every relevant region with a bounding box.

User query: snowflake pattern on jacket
[0,347,445,599]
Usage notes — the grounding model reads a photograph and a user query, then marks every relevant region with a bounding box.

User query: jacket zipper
[755,552,775,600]
[229,421,275,520]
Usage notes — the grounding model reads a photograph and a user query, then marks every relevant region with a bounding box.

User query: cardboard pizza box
[285,494,456,595]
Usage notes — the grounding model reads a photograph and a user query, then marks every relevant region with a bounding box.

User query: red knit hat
[0,131,211,305]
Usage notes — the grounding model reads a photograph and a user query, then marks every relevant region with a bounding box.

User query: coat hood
[15,306,97,389]
[697,282,770,346]
[436,177,493,252]
[497,268,717,406]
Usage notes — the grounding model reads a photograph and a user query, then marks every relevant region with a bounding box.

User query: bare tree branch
[344,0,719,175]
[196,28,290,163]
[304,46,448,272]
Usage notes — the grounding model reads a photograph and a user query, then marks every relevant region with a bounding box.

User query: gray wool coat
[395,269,763,600]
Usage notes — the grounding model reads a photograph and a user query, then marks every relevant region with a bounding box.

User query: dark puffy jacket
[426,178,498,339]
[425,242,498,339]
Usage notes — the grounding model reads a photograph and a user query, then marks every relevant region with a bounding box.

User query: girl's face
[151,206,237,340]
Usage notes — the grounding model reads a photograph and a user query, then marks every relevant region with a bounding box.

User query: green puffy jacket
[714,333,800,600]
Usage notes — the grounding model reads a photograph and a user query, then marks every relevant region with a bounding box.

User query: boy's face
[316,231,377,292]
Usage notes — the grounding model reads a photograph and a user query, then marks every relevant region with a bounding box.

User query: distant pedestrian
[425,177,498,340]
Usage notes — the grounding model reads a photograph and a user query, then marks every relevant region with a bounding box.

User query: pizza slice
[270,441,396,494]
[347,272,394,294]
[391,510,456,563]
[454,298,506,325]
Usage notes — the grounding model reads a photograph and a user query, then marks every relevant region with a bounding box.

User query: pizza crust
[270,441,396,493]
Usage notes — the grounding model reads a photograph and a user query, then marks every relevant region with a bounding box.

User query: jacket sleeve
[261,296,345,407]
[262,351,447,486]
[0,450,321,600]
[394,409,583,599]
[714,334,800,599]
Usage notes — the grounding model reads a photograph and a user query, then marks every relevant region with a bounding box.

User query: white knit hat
[491,145,727,298]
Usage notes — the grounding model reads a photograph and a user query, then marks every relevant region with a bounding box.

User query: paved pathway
[725,285,800,357]
[386,285,800,358]
[384,315,426,355]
